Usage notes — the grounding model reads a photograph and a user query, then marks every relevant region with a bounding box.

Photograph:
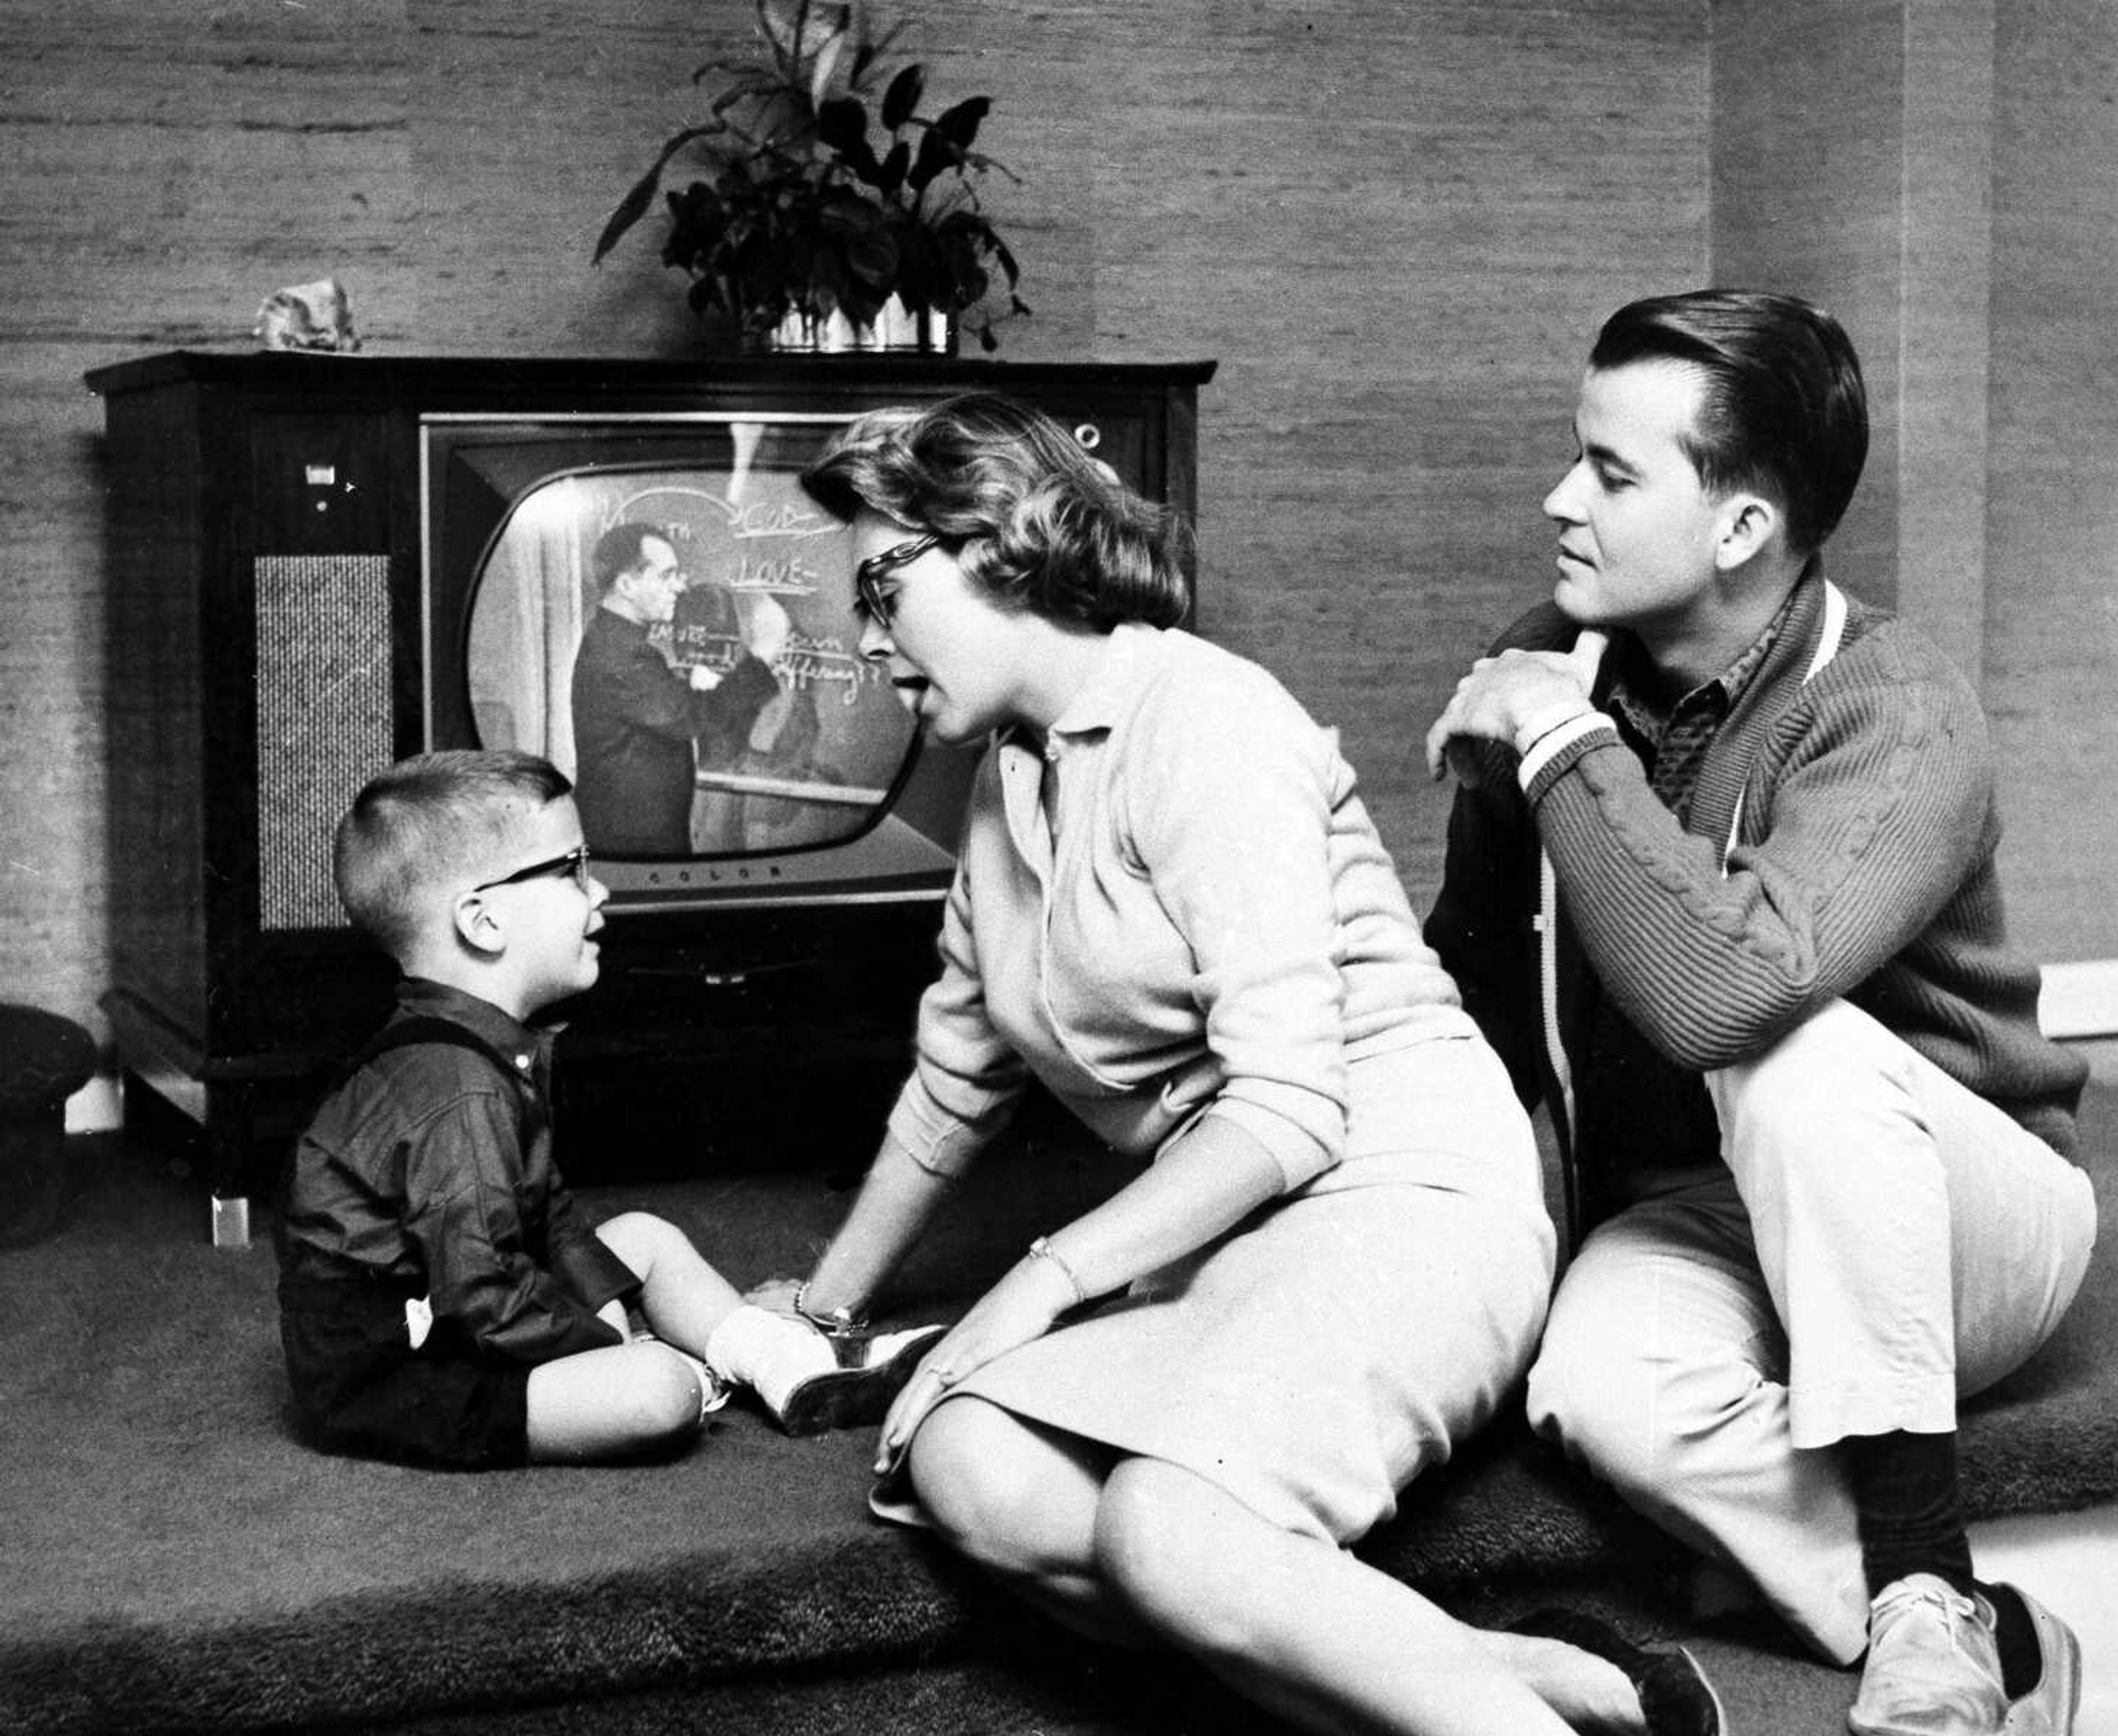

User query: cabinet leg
[210,1193,253,1249]
[206,1087,261,1250]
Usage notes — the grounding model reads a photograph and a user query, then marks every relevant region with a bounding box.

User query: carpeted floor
[1,1082,2112,1734]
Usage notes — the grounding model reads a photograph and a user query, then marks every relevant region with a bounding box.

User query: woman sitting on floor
[755,392,1722,1735]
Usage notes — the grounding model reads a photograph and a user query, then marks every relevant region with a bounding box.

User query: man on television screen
[570,523,787,856]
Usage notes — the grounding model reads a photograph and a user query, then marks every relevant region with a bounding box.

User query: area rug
[1,1083,2110,1734]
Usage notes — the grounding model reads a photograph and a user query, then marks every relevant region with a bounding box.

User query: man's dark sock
[1979,1582,2043,1701]
[1847,1429,1976,1595]
[1846,1431,2041,1696]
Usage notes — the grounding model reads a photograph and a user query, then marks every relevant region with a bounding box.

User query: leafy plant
[594,1,1029,352]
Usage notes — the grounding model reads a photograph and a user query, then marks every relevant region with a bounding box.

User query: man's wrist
[1517,710,1616,790]
[1513,705,1594,759]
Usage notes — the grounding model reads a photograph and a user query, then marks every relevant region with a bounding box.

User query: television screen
[422,414,975,908]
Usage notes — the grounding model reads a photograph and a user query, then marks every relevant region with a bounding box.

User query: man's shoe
[1997,1583,2081,1736]
[1848,1574,2007,1735]
[775,1323,945,1438]
[1507,1606,1724,1735]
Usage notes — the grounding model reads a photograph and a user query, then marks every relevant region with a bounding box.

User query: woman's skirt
[881,1032,1557,1544]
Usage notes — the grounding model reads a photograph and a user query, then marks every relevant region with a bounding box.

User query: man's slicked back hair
[1591,289,1869,557]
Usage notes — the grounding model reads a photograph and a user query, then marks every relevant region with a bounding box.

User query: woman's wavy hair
[800,393,1192,630]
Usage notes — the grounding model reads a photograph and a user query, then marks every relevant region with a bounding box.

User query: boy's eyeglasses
[853,533,942,628]
[472,845,592,893]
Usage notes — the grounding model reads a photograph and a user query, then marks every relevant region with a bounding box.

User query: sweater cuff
[884,1077,997,1180]
[1518,711,1619,796]
[1205,1091,1336,1191]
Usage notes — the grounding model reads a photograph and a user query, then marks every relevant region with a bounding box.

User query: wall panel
[6,0,1709,1073]
[1987,0,2118,962]
[1709,0,1906,613]
[1708,0,2118,967]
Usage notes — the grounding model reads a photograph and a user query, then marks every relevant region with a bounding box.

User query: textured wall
[1708,0,2118,966]
[1,0,1709,1072]
[1708,0,1908,615]
[1987,0,2118,963]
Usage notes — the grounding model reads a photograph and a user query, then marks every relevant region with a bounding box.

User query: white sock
[673,1348,731,1422]
[630,1328,731,1423]
[703,1305,836,1416]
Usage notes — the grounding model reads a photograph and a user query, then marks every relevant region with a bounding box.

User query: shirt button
[514,1053,532,1071]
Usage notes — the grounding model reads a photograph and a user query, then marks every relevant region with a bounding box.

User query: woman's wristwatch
[792,1280,868,1337]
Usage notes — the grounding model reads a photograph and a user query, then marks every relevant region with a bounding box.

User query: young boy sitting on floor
[275,748,939,1469]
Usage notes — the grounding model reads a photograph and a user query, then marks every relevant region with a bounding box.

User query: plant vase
[595,3,1029,356]
[758,293,956,356]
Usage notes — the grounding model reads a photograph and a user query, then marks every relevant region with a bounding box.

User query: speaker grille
[254,555,393,931]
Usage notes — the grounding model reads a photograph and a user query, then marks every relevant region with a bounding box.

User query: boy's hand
[597,1298,632,1342]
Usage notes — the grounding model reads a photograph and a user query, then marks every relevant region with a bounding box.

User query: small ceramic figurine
[254,277,360,352]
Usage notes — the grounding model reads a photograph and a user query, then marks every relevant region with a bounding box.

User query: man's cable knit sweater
[1425,568,2085,1237]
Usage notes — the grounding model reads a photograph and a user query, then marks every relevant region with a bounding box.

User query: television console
[85,352,1213,1245]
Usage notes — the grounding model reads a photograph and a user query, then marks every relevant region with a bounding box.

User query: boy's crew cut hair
[334,749,574,956]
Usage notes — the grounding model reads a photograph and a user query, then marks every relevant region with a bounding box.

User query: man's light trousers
[1527,999,2096,1662]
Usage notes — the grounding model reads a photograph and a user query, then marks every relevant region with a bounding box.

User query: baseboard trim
[55,959,2118,1139]
[2040,960,2118,1041]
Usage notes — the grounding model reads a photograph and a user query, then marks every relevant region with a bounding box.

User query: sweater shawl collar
[1634,561,1855,853]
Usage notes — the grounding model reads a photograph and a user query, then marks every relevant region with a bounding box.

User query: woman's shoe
[1507,1606,1725,1736]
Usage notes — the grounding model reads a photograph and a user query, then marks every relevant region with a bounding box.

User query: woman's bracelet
[1025,1235,1088,1308]
[791,1280,868,1336]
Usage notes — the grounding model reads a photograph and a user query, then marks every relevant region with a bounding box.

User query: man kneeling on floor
[275,748,939,1469]
[1424,287,2096,1735]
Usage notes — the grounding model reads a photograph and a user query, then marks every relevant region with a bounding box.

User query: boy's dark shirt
[276,977,638,1364]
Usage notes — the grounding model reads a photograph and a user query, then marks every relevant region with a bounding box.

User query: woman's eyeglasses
[472,845,592,893]
[853,533,942,628]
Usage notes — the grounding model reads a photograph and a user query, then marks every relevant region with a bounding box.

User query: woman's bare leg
[1090,1455,1587,1736]
[907,1396,1144,1647]
[913,1409,1649,1735]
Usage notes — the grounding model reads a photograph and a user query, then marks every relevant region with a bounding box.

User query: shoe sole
[2004,1585,2083,1735]
[778,1326,946,1438]
[1673,1645,1727,1736]
[1507,1607,1725,1734]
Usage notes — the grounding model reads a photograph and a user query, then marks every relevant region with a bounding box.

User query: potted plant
[594,1,1029,353]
